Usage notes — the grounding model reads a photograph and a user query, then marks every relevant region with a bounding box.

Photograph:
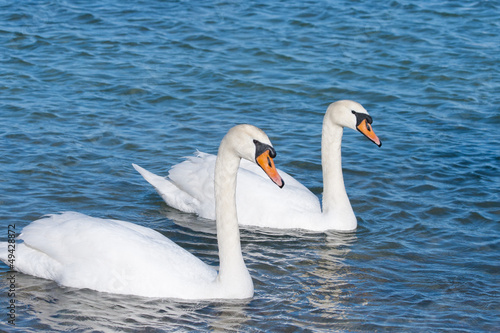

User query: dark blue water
[1,1,499,331]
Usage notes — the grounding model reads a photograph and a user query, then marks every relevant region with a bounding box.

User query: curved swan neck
[214,140,249,286]
[321,118,352,216]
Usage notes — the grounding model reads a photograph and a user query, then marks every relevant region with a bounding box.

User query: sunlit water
[1,1,499,332]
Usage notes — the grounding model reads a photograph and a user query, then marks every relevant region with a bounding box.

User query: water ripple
[1,0,499,331]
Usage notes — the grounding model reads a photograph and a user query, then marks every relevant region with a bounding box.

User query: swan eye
[268,147,277,158]
[353,111,373,127]
[253,139,276,158]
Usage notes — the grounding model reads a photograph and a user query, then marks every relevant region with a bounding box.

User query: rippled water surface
[1,1,499,332]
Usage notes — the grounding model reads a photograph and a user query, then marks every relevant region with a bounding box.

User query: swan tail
[132,163,200,214]
[0,239,61,281]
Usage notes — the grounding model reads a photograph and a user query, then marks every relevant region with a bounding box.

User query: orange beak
[256,150,284,188]
[357,119,382,147]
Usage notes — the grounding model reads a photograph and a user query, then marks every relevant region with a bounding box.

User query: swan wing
[235,158,321,228]
[133,163,203,216]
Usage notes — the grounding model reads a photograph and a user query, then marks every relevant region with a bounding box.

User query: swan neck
[214,141,249,285]
[321,120,351,214]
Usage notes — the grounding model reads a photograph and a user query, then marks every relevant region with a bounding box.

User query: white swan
[134,100,381,231]
[0,124,284,299]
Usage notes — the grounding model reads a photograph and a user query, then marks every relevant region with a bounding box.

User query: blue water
[1,0,499,331]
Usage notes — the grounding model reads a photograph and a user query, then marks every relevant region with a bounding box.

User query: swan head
[326,100,382,147]
[223,124,284,188]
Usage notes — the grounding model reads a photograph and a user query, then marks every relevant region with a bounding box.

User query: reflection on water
[0,270,253,332]
[240,228,358,330]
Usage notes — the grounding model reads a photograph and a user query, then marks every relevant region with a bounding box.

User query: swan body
[135,100,381,231]
[0,124,284,299]
[133,154,320,228]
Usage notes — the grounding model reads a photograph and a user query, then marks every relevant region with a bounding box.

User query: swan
[0,124,284,299]
[134,100,381,231]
